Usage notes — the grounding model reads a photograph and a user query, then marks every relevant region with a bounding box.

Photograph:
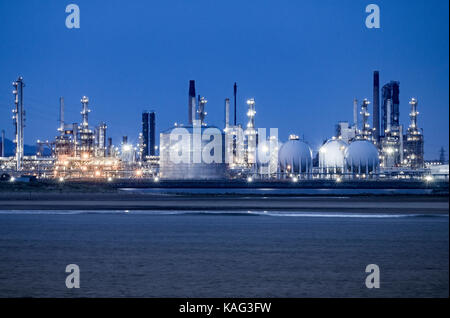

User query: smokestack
[188,80,196,125]
[142,112,149,158]
[233,82,237,126]
[122,136,128,144]
[149,111,155,156]
[59,97,65,135]
[1,130,4,157]
[373,71,380,142]
[353,98,358,129]
[225,98,230,129]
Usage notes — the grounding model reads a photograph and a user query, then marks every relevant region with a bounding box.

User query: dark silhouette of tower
[382,81,400,134]
[188,80,196,125]
[142,112,150,158]
[233,82,237,126]
[373,71,380,143]
[149,111,155,156]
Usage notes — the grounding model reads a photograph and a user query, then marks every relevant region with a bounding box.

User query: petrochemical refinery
[0,72,448,183]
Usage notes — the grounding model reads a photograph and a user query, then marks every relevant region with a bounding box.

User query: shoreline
[0,192,448,213]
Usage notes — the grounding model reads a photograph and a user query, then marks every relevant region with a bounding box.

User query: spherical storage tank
[344,140,379,174]
[319,139,348,173]
[278,139,313,174]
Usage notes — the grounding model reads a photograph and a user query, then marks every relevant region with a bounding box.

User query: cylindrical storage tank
[278,139,313,174]
[344,140,380,174]
[159,125,227,180]
[319,139,348,173]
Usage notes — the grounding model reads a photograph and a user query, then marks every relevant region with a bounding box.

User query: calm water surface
[0,210,448,297]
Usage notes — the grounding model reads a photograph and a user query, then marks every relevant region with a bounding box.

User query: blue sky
[0,0,448,159]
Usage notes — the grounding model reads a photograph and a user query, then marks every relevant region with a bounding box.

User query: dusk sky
[0,0,448,159]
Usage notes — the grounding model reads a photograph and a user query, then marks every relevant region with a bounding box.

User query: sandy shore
[0,192,448,213]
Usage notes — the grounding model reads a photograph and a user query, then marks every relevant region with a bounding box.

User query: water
[0,210,448,297]
[119,187,435,195]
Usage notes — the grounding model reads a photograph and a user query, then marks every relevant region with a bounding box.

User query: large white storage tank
[159,125,227,180]
[344,140,380,174]
[278,137,313,174]
[319,139,348,173]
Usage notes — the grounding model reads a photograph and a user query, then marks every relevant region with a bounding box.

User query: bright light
[247,176,253,183]
[135,170,143,177]
[107,177,113,182]
[10,177,15,182]
[82,152,89,159]
[95,170,101,177]
[59,177,64,182]
[154,177,159,182]
[425,175,433,182]
[336,177,342,183]
[292,177,298,183]
[123,144,132,152]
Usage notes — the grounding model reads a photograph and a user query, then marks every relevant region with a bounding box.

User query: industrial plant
[0,72,448,183]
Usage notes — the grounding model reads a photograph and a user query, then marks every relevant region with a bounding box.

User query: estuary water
[0,210,448,297]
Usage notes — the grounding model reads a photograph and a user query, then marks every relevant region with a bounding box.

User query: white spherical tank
[344,140,380,174]
[319,139,348,172]
[278,139,313,174]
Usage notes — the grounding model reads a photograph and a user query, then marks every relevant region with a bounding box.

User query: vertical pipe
[399,125,404,163]
[150,111,156,156]
[233,82,237,126]
[353,98,358,129]
[386,99,392,133]
[225,98,230,129]
[188,80,196,125]
[373,71,380,142]
[1,129,4,157]
[142,112,149,158]
[59,97,65,135]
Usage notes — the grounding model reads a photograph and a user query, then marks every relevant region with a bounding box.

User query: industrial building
[0,72,443,182]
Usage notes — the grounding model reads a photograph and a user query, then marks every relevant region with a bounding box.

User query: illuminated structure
[12,77,25,171]
[278,135,313,178]
[245,98,257,169]
[77,96,95,158]
[403,98,424,168]
[359,99,372,141]
[0,73,441,182]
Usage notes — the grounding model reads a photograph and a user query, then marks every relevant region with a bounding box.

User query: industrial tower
[12,77,25,171]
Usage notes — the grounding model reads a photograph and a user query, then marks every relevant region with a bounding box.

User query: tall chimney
[373,71,380,142]
[142,112,150,158]
[149,111,156,156]
[353,98,358,130]
[233,82,237,125]
[1,130,4,157]
[225,98,230,129]
[188,80,196,125]
[59,97,65,135]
